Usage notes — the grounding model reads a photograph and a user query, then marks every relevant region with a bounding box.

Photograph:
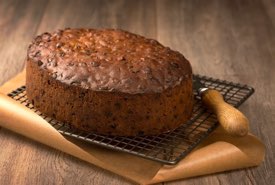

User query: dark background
[0,0,274,184]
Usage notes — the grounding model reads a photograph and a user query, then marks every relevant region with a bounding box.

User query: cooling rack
[7,75,254,165]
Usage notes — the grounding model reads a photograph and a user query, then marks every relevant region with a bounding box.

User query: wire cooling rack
[7,75,254,165]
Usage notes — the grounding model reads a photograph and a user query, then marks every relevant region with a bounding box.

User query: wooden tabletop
[0,0,274,184]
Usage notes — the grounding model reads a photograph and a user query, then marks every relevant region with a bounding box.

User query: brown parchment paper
[0,70,265,185]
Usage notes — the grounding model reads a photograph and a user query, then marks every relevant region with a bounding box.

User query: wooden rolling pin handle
[201,89,249,137]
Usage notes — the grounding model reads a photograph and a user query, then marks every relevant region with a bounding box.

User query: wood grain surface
[0,0,274,184]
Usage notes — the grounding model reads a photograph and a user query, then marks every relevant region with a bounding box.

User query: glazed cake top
[27,28,192,94]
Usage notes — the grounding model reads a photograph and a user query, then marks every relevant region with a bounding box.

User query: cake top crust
[27,28,192,94]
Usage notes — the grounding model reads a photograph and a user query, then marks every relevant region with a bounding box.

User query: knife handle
[201,89,249,137]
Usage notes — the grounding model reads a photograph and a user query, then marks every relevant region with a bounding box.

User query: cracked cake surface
[27,28,192,94]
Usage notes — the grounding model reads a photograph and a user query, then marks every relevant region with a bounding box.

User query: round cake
[26,28,193,136]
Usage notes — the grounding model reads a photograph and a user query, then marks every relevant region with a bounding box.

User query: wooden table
[0,0,274,184]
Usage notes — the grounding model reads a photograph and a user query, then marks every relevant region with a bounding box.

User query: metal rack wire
[7,75,254,165]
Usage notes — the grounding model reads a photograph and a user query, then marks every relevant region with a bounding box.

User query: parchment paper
[0,70,265,185]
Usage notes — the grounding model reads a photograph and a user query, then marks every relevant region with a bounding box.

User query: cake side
[26,60,193,136]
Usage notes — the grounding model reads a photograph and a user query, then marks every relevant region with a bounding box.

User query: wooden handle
[201,89,249,137]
